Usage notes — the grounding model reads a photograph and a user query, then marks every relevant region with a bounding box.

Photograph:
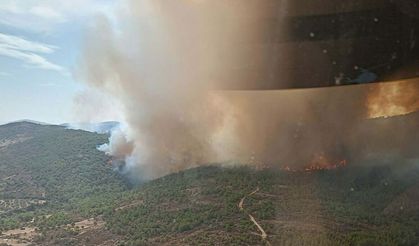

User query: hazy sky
[0,0,117,124]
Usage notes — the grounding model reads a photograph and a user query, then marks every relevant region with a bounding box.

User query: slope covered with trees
[0,122,127,245]
[105,164,419,246]
[0,122,418,245]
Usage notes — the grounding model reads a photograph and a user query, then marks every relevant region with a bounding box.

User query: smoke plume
[77,0,419,180]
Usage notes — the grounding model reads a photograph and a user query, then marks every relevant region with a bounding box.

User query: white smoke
[76,0,251,179]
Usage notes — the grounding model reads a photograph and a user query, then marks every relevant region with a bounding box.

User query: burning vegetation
[282,155,347,172]
[304,155,347,172]
[367,79,419,119]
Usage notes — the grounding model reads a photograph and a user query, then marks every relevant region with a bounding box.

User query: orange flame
[303,159,347,172]
[281,153,347,172]
[366,79,419,119]
[304,153,347,172]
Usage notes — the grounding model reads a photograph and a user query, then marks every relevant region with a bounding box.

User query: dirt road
[238,187,270,245]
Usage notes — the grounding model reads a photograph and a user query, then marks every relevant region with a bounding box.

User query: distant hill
[0,121,418,245]
[5,120,53,126]
[61,121,121,134]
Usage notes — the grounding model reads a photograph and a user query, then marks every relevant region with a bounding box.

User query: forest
[0,122,418,245]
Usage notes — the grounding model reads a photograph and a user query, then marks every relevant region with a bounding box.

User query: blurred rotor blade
[218,0,419,90]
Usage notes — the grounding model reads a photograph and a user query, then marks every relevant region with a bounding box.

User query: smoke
[77,0,419,181]
[97,126,134,158]
[72,89,124,124]
[77,0,252,179]
[221,85,370,167]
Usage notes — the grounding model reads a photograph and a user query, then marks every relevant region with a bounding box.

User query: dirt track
[238,187,270,245]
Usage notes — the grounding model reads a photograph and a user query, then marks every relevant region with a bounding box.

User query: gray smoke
[77,0,418,181]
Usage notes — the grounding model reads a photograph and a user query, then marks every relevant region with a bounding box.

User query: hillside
[0,122,128,245]
[105,164,419,246]
[0,122,418,245]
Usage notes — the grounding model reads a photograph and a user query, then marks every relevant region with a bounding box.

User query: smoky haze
[77,0,419,180]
